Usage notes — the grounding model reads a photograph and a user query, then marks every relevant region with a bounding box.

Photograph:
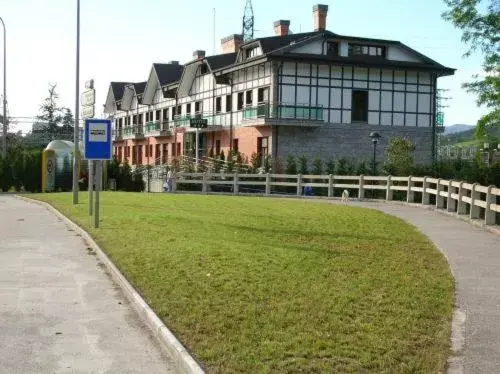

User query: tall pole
[195,127,199,172]
[72,0,80,204]
[0,17,6,158]
[372,141,377,176]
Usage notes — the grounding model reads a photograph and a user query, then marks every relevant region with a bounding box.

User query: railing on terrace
[169,173,500,226]
[243,103,324,121]
[122,126,144,136]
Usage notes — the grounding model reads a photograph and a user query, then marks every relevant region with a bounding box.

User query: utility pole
[72,0,80,204]
[436,88,451,161]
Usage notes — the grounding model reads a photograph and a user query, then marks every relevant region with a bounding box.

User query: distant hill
[444,124,474,135]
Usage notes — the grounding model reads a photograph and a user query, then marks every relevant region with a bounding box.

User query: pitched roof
[133,82,147,95]
[255,31,321,53]
[153,63,184,86]
[205,53,237,71]
[110,82,131,101]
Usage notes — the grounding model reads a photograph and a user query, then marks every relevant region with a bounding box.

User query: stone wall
[275,123,434,165]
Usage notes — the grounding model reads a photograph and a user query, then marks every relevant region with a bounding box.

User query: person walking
[166,168,173,192]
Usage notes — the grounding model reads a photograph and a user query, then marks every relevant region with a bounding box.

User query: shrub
[298,155,308,175]
[285,155,297,174]
[312,157,323,175]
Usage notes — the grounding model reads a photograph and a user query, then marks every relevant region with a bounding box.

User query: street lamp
[0,17,6,158]
[72,0,80,204]
[369,132,381,176]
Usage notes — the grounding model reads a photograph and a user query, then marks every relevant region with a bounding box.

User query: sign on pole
[189,118,208,129]
[84,119,112,160]
[81,89,95,107]
[82,105,95,119]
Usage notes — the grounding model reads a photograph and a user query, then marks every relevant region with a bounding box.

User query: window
[133,115,137,125]
[257,137,269,157]
[156,110,161,121]
[118,118,123,127]
[176,142,181,156]
[177,105,182,117]
[232,139,239,152]
[327,42,339,56]
[246,90,253,106]
[215,97,222,113]
[138,146,143,164]
[155,144,161,165]
[237,92,244,110]
[348,44,386,57]
[195,101,201,113]
[352,90,368,122]
[226,95,232,112]
[162,144,168,164]
[163,108,169,121]
[215,139,221,155]
[257,87,269,103]
[138,113,143,125]
[145,144,149,157]
[149,144,153,158]
[171,107,176,120]
[186,103,191,115]
[200,64,209,75]
[244,46,262,59]
[132,146,136,164]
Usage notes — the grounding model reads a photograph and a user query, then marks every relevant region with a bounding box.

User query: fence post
[485,185,496,225]
[265,173,271,195]
[202,172,207,194]
[436,179,445,209]
[359,175,365,199]
[422,176,430,205]
[457,182,467,215]
[470,183,480,219]
[328,174,334,198]
[447,180,456,212]
[386,175,393,201]
[406,176,414,203]
[233,172,239,195]
[297,174,302,196]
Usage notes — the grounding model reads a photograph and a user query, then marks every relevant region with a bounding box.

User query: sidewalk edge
[15,195,204,374]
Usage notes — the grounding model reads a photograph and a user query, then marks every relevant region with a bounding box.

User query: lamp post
[0,17,6,158]
[369,132,381,176]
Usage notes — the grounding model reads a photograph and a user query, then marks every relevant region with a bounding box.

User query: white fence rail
[166,173,500,226]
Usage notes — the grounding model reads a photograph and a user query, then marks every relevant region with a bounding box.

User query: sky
[1,0,489,134]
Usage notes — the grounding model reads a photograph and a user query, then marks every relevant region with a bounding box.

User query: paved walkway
[0,196,175,373]
[332,200,500,374]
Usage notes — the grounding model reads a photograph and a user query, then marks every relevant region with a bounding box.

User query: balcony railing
[113,129,123,140]
[122,125,144,138]
[243,103,324,121]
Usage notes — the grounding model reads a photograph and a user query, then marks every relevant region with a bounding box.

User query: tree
[384,137,415,176]
[34,84,74,141]
[285,155,297,174]
[442,0,499,141]
[325,158,336,175]
[298,155,308,174]
[312,157,323,175]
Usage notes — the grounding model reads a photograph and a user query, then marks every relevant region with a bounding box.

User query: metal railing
[243,103,324,121]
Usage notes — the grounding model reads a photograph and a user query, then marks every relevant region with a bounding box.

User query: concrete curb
[15,195,204,374]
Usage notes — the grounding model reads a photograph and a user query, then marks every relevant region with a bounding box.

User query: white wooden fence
[166,173,500,226]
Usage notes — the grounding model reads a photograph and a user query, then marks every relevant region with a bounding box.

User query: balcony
[113,129,123,141]
[242,103,324,127]
[122,125,144,140]
[144,121,172,137]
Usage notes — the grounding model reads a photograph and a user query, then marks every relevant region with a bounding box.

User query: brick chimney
[313,4,328,32]
[274,20,290,36]
[221,34,243,54]
[193,50,206,60]
[169,60,179,65]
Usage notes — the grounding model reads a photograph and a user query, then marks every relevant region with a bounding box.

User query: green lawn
[31,192,454,373]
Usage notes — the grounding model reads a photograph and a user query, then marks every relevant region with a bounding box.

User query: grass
[31,192,454,373]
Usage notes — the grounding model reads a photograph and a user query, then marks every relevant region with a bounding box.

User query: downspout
[229,76,234,155]
[432,73,437,166]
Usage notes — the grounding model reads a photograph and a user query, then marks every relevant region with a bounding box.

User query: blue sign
[84,119,112,160]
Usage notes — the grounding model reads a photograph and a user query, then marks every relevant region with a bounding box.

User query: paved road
[0,196,175,373]
[327,200,500,374]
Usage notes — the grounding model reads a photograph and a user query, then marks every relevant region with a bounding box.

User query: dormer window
[200,64,209,75]
[348,43,386,57]
[244,46,262,59]
[327,42,339,56]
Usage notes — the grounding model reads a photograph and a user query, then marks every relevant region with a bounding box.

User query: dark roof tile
[111,82,131,100]
[205,53,237,71]
[153,63,184,86]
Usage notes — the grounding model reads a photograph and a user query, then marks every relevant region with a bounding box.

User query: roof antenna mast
[242,0,254,41]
